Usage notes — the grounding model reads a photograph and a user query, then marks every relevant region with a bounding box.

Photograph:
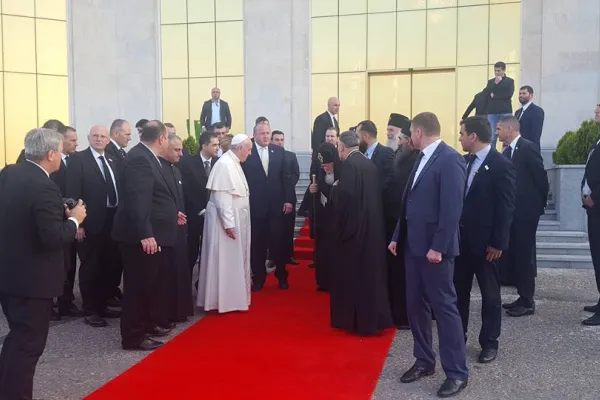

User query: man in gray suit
[391,112,469,398]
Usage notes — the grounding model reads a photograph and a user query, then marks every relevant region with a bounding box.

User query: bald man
[311,97,340,150]
[200,87,232,131]
[66,125,122,328]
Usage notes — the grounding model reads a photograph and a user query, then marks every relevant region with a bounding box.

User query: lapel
[84,148,105,182]
[267,144,275,179]
[160,159,179,201]
[371,143,379,160]
[251,140,267,179]
[138,143,177,200]
[466,149,493,198]
[411,141,445,191]
[512,137,522,161]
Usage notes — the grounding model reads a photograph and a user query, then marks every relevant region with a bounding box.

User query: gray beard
[386,136,399,150]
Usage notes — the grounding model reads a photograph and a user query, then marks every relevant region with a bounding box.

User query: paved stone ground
[1,268,599,399]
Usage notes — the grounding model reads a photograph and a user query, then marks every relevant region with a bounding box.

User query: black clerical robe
[329,151,393,336]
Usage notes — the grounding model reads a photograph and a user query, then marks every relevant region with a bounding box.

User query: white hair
[24,128,63,162]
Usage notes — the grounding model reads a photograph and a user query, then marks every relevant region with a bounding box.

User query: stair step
[536,230,588,243]
[537,220,560,231]
[536,254,593,269]
[536,242,590,256]
[294,246,313,260]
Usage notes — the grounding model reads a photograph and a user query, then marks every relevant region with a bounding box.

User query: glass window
[3,16,36,73]
[187,0,215,23]
[456,65,488,122]
[2,0,34,17]
[161,25,188,79]
[368,0,396,13]
[215,0,243,21]
[457,5,488,66]
[339,15,366,72]
[160,0,187,24]
[368,73,412,143]
[426,8,457,67]
[459,0,488,5]
[338,73,366,131]
[4,73,37,163]
[36,19,68,76]
[397,10,426,69]
[0,75,4,166]
[215,21,243,76]
[367,13,396,71]
[0,17,3,71]
[397,0,426,10]
[412,71,457,147]
[37,75,69,127]
[339,0,366,15]
[427,0,458,8]
[312,0,338,17]
[489,3,520,64]
[189,77,217,133]
[162,79,190,139]
[35,0,66,20]
[311,74,338,123]
[215,76,244,133]
[490,0,517,3]
[311,17,338,74]
[188,23,216,78]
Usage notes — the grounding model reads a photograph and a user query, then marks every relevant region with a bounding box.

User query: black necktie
[119,148,126,159]
[465,154,477,194]
[99,156,117,207]
[503,146,512,160]
[204,160,211,177]
[64,155,69,167]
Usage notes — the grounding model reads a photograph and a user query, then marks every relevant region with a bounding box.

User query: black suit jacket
[284,150,300,207]
[65,148,119,235]
[200,99,232,130]
[111,143,178,247]
[503,137,549,220]
[0,161,77,298]
[160,158,185,212]
[105,141,126,178]
[515,103,544,148]
[388,149,420,220]
[461,148,516,256]
[179,153,218,220]
[582,139,600,205]
[50,159,68,196]
[241,140,295,219]
[462,90,490,120]
[15,148,26,164]
[311,111,339,150]
[485,76,515,114]
[369,143,395,217]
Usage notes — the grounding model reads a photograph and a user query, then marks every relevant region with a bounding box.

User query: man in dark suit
[112,121,179,351]
[135,119,149,137]
[0,128,86,400]
[200,87,232,131]
[271,130,300,265]
[16,119,68,164]
[66,125,122,328]
[179,131,220,277]
[497,115,549,317]
[462,89,489,121]
[581,104,600,325]
[241,122,295,291]
[485,61,515,149]
[515,85,545,150]
[394,112,469,397]
[311,97,340,151]
[454,116,516,364]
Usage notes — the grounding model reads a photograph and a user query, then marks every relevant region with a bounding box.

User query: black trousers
[56,243,77,312]
[251,216,287,285]
[187,215,204,279]
[507,218,539,305]
[587,208,600,299]
[119,243,168,348]
[282,212,296,261]
[0,294,53,400]
[77,209,119,315]
[454,250,502,350]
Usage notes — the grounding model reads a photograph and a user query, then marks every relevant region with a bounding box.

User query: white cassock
[196,150,252,313]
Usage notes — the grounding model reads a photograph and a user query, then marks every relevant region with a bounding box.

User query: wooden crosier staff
[311,174,317,234]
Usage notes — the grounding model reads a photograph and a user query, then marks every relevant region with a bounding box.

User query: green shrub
[183,135,199,156]
[553,119,600,164]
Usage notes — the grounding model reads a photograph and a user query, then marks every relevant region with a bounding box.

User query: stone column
[68,0,161,144]
[243,0,311,153]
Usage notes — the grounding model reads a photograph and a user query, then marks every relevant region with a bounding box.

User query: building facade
[0,0,599,164]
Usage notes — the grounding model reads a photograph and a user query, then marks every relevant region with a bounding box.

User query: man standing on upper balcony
[485,61,515,149]
[200,87,232,132]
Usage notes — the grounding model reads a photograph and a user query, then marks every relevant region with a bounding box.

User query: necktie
[465,154,477,195]
[260,147,269,175]
[64,155,69,167]
[503,146,512,160]
[119,148,126,159]
[204,160,211,177]
[98,156,117,207]
[517,108,523,120]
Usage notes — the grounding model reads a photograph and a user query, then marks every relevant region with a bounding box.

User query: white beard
[386,136,399,150]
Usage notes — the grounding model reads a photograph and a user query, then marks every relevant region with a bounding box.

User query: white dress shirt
[90,147,119,207]
[412,139,442,188]
[257,144,269,175]
[466,144,491,192]
[517,102,532,120]
[327,110,336,127]
[211,101,221,125]
[507,135,521,158]
[365,142,378,159]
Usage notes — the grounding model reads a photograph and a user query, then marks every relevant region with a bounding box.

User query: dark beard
[359,140,368,153]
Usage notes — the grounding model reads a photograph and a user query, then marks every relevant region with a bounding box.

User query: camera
[63,198,78,210]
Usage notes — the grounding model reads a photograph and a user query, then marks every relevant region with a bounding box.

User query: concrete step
[536,242,590,256]
[537,220,560,231]
[536,254,593,269]
[536,230,588,243]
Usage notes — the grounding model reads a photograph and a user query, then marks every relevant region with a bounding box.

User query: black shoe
[84,314,108,327]
[145,326,171,337]
[308,263,315,268]
[279,280,289,290]
[58,303,82,317]
[252,283,264,292]
[107,296,122,308]
[506,303,535,317]
[582,313,600,326]
[502,298,522,310]
[584,303,600,313]
[316,286,328,292]
[158,321,176,330]
[123,338,163,351]
[397,324,410,330]
[289,258,300,265]
[437,379,468,397]
[400,364,435,383]
[172,317,188,323]
[100,309,121,318]
[50,309,61,321]
[478,348,497,364]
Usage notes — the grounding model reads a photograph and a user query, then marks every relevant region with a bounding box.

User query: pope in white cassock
[196,134,253,313]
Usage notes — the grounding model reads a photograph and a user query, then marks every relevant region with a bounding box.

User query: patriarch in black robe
[330,131,392,336]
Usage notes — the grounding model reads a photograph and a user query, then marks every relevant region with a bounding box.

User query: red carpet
[87,264,395,400]
[294,217,314,260]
